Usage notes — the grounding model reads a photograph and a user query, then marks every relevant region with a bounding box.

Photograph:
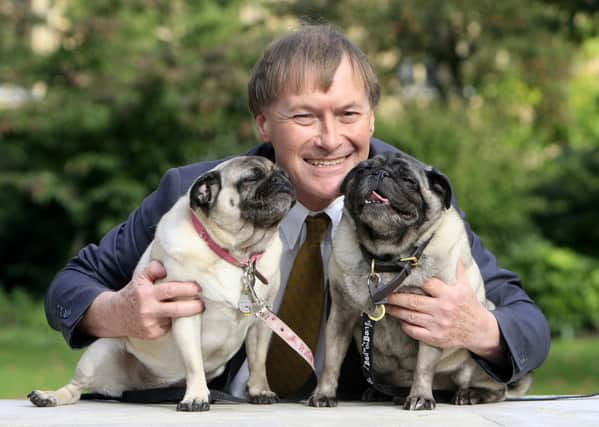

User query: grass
[1,289,598,398]
[529,335,599,395]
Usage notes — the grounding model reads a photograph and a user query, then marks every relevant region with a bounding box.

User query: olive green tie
[266,213,330,398]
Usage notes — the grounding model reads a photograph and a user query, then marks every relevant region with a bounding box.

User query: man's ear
[368,112,375,136]
[255,113,270,142]
[190,171,221,214]
[426,168,452,209]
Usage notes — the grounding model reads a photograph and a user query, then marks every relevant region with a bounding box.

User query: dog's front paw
[403,395,436,411]
[308,392,337,408]
[248,390,279,405]
[28,390,57,407]
[177,398,210,412]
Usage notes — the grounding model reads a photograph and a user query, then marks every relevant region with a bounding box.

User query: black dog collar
[361,235,433,305]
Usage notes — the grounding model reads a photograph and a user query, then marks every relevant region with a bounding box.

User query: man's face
[255,56,375,211]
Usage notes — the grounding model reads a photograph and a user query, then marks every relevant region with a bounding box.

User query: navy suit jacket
[45,138,550,395]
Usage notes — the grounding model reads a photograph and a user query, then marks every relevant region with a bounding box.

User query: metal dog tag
[366,304,386,321]
[239,265,266,315]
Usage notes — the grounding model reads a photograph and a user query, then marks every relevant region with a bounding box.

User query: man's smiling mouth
[305,157,347,167]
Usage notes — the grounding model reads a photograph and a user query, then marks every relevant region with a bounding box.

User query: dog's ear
[190,171,221,214]
[426,168,452,209]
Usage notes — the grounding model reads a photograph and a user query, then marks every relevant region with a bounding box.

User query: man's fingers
[158,299,205,318]
[386,305,430,327]
[153,281,202,301]
[420,277,445,297]
[142,260,167,282]
[387,292,432,312]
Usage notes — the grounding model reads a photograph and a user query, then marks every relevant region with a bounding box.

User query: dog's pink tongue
[370,191,390,205]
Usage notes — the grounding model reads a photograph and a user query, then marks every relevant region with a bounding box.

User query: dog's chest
[200,300,255,375]
[354,317,418,371]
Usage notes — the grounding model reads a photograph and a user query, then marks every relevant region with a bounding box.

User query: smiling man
[252,53,374,211]
[45,23,550,402]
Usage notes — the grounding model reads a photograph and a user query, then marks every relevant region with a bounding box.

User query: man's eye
[293,114,315,125]
[340,111,361,123]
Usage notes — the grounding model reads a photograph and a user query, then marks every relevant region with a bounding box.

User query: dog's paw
[28,390,57,407]
[403,395,436,411]
[176,399,210,412]
[452,388,479,405]
[452,387,505,405]
[248,391,279,405]
[307,393,337,408]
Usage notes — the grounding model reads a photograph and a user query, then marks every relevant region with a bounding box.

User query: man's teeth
[306,158,344,167]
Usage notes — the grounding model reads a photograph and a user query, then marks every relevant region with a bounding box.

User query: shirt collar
[280,196,345,251]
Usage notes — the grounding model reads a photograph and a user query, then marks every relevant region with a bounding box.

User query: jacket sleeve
[461,213,551,383]
[45,167,187,348]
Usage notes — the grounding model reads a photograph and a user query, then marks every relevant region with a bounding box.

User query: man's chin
[297,184,341,210]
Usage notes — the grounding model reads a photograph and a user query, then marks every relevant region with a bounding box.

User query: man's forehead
[280,57,366,99]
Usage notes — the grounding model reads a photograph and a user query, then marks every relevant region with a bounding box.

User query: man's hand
[385,260,506,365]
[80,261,205,340]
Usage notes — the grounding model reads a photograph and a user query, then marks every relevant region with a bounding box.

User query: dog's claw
[28,391,57,407]
[248,392,279,404]
[451,387,505,405]
[177,399,210,412]
[403,395,436,411]
[452,388,478,405]
[308,394,338,408]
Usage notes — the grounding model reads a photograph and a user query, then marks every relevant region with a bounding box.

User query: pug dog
[29,156,295,411]
[309,152,530,410]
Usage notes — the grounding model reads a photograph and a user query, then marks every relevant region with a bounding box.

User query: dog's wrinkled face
[341,152,452,254]
[189,156,295,232]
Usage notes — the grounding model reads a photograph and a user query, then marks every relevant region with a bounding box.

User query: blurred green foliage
[1,0,599,337]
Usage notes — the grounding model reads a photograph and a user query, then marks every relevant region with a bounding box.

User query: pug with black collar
[29,156,295,411]
[309,152,530,410]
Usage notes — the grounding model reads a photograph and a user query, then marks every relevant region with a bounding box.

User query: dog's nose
[270,173,288,187]
[374,169,390,185]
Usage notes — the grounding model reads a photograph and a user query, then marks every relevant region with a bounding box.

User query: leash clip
[399,256,420,268]
[367,258,386,321]
[239,265,265,316]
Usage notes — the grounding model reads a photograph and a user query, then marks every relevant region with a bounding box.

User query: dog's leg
[171,314,210,411]
[245,319,279,404]
[28,338,130,407]
[452,361,508,405]
[28,381,83,407]
[308,304,359,408]
[404,343,442,410]
[450,360,477,405]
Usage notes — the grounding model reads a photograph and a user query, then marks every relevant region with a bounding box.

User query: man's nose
[316,115,342,150]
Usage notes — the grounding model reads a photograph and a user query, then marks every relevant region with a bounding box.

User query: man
[46,24,550,399]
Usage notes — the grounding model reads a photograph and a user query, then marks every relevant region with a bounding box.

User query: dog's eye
[399,210,416,221]
[402,176,418,188]
[243,168,265,183]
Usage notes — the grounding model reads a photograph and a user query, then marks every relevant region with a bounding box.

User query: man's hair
[248,23,380,117]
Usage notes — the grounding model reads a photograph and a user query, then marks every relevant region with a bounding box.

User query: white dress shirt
[228,196,345,397]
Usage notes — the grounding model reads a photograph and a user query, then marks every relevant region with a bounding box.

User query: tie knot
[304,213,330,245]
